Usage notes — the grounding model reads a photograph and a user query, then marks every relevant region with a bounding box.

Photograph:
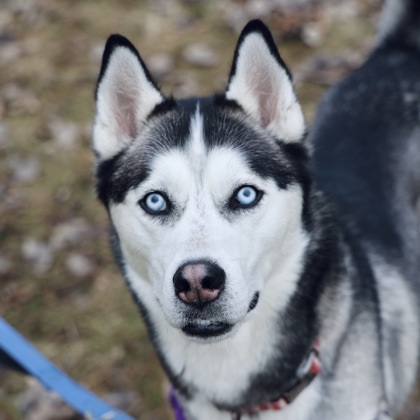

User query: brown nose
[173,261,225,308]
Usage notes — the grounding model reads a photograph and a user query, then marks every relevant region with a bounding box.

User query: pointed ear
[225,20,305,142]
[93,34,164,160]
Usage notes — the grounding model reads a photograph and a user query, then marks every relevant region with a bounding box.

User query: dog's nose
[173,261,225,308]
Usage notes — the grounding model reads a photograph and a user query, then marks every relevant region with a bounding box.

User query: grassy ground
[3,1,416,419]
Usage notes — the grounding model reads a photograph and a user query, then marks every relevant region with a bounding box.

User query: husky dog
[92,0,420,418]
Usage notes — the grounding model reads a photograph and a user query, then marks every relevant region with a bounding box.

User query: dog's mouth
[182,320,232,338]
[182,292,259,338]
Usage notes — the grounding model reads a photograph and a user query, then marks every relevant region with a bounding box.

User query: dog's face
[93,22,308,341]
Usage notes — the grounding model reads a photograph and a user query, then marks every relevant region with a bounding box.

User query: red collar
[235,339,321,417]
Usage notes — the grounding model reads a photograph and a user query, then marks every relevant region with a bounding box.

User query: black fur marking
[282,142,313,231]
[149,98,177,118]
[95,150,150,206]
[227,19,292,89]
[96,151,130,205]
[247,291,259,312]
[213,94,243,111]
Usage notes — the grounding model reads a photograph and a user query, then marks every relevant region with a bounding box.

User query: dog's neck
[168,339,321,419]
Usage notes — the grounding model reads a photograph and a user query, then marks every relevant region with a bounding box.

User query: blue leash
[0,317,134,420]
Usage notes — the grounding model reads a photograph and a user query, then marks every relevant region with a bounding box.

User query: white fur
[188,105,207,172]
[93,47,163,160]
[372,256,420,413]
[109,109,311,410]
[226,32,305,142]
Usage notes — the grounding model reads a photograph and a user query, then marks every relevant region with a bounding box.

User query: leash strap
[169,387,186,420]
[0,317,134,420]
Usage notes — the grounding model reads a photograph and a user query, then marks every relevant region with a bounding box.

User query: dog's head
[93,21,309,341]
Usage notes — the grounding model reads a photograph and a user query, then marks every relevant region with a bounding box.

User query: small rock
[0,42,23,66]
[2,83,40,115]
[18,379,82,420]
[0,254,12,275]
[0,98,5,119]
[171,74,199,98]
[222,5,250,33]
[245,0,273,19]
[21,239,53,275]
[89,42,104,63]
[271,0,314,8]
[66,253,94,278]
[50,219,94,250]
[324,1,359,20]
[405,407,420,420]
[302,22,325,48]
[9,155,40,184]
[183,43,219,67]
[54,186,72,203]
[223,0,315,32]
[147,52,174,77]
[104,391,140,411]
[49,119,81,150]
[0,123,8,147]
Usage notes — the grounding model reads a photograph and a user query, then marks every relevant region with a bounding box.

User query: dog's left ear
[93,34,164,161]
[226,20,305,142]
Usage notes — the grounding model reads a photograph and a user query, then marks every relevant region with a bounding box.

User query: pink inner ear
[258,93,274,127]
[258,90,277,128]
[115,90,137,139]
[246,65,278,128]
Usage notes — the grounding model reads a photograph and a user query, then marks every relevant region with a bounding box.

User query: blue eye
[237,186,257,205]
[230,185,262,210]
[140,192,170,215]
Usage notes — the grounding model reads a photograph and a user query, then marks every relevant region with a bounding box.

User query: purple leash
[169,387,186,420]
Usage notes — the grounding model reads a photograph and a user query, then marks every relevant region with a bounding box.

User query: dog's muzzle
[173,260,231,338]
[173,261,260,339]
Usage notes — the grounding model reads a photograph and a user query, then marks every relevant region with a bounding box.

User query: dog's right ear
[93,35,164,161]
